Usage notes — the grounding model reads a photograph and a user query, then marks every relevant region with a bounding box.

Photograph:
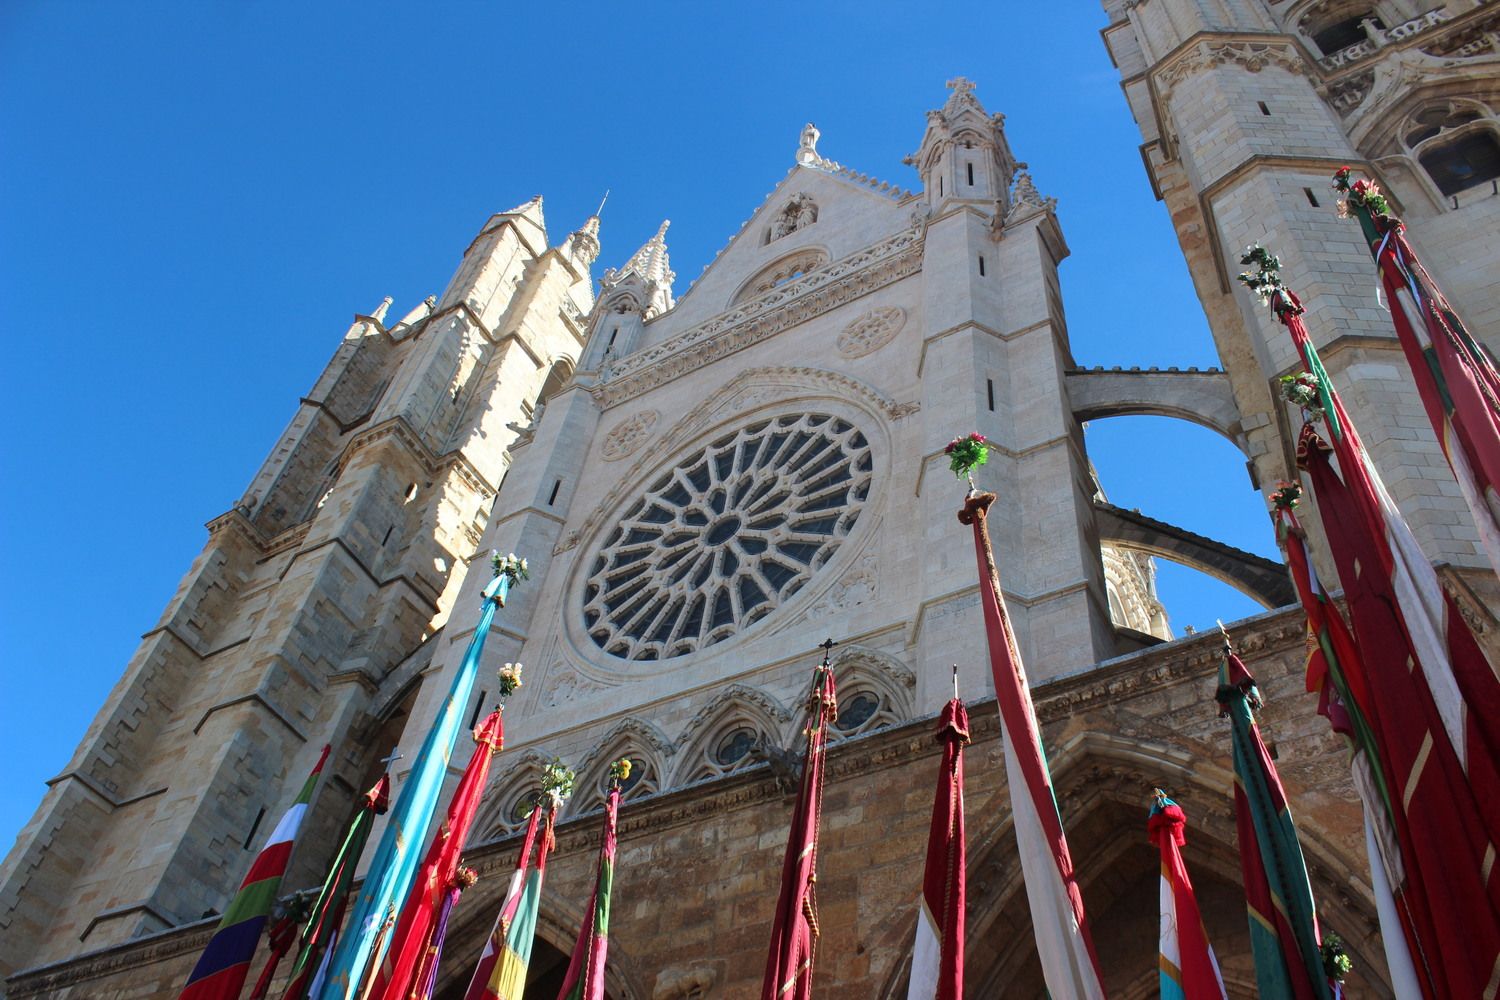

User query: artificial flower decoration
[454,865,480,890]
[945,431,991,479]
[497,662,524,698]
[609,757,633,787]
[491,550,530,583]
[541,758,577,807]
[1332,167,1394,223]
[1320,933,1353,985]
[1268,480,1302,510]
[1278,371,1326,420]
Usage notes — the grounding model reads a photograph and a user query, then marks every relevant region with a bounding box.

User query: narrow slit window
[986,378,996,412]
[548,478,562,506]
[381,525,394,546]
[1258,101,1270,116]
[939,176,944,197]
[607,328,618,349]
[1304,187,1320,208]
[966,162,975,186]
[978,255,986,276]
[468,691,488,730]
[243,807,266,850]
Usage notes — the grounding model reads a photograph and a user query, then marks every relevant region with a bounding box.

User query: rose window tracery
[583,413,872,661]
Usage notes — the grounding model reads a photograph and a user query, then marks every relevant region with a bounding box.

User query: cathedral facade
[3,2,1499,997]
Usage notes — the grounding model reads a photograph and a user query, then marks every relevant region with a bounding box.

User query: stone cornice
[591,229,924,410]
[8,917,215,997]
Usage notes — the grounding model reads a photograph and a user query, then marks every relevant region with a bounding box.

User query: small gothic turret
[370,295,393,323]
[906,77,1018,216]
[563,213,602,269]
[602,219,675,318]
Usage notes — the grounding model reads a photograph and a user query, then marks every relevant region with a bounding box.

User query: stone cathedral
[4,2,1498,997]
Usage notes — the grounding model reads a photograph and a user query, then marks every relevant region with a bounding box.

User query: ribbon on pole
[179,744,331,1000]
[465,803,559,1000]
[1215,647,1329,1000]
[906,697,969,1000]
[1148,792,1226,1000]
[372,711,506,1000]
[281,774,391,1000]
[760,645,839,1000]
[959,491,1106,1000]
[557,765,624,1000]
[317,564,523,999]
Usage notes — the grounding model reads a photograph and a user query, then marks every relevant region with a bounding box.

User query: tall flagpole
[947,431,1106,1000]
[317,554,529,998]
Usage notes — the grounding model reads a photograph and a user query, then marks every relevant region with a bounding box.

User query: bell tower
[0,198,600,980]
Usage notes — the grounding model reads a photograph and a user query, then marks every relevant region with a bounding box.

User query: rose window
[583,413,872,660]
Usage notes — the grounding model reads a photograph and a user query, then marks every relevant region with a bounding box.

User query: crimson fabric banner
[906,698,968,1000]
[760,654,839,1000]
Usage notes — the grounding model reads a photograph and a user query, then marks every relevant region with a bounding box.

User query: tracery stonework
[836,305,905,359]
[582,413,872,661]
[601,409,659,461]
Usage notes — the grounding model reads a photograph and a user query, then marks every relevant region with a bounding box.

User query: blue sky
[0,3,1277,848]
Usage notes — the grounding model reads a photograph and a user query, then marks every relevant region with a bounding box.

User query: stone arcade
[4,2,1499,996]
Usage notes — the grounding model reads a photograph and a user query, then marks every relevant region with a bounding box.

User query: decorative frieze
[593,229,923,409]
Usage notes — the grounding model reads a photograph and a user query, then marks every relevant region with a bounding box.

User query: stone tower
[1100,0,1500,568]
[0,197,600,981]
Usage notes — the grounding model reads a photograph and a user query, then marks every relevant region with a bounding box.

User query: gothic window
[715,728,757,767]
[732,248,830,305]
[831,688,899,739]
[583,413,872,661]
[1421,132,1500,196]
[1310,13,1379,56]
[1399,101,1500,200]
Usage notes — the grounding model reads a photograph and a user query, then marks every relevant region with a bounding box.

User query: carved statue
[796,121,821,166]
[794,196,817,228]
[748,737,802,793]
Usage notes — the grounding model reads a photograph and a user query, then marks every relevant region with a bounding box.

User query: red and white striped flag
[906,698,969,1000]
[960,492,1106,1000]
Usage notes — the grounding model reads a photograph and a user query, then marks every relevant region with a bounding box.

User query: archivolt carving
[671,684,794,786]
[601,410,659,461]
[569,717,675,815]
[836,306,905,359]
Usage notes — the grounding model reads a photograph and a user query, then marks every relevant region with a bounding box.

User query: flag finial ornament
[542,759,578,809]
[1268,480,1302,511]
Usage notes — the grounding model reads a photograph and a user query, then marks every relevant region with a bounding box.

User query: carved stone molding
[676,683,794,752]
[600,409,659,462]
[1155,37,1310,102]
[592,229,923,409]
[836,306,906,359]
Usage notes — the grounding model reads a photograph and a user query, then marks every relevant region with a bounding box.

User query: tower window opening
[978,255,986,276]
[404,483,419,503]
[1310,14,1381,57]
[548,478,562,506]
[243,807,265,850]
[607,327,618,349]
[1420,131,1500,197]
[987,378,996,412]
[468,691,488,730]
[1258,101,1270,116]
[967,162,975,186]
[381,525,394,546]
[1304,187,1320,208]
[939,176,943,197]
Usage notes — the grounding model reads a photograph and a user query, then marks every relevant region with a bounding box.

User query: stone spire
[564,212,601,268]
[370,296,393,323]
[602,220,675,317]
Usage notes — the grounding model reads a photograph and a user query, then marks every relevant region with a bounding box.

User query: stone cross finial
[946,76,975,97]
[797,122,821,166]
[379,746,402,768]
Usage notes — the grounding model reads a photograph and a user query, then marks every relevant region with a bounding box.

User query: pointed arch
[670,683,793,786]
[473,748,555,844]
[567,717,675,816]
[828,646,916,741]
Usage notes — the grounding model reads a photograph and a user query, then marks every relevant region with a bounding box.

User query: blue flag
[315,571,515,998]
